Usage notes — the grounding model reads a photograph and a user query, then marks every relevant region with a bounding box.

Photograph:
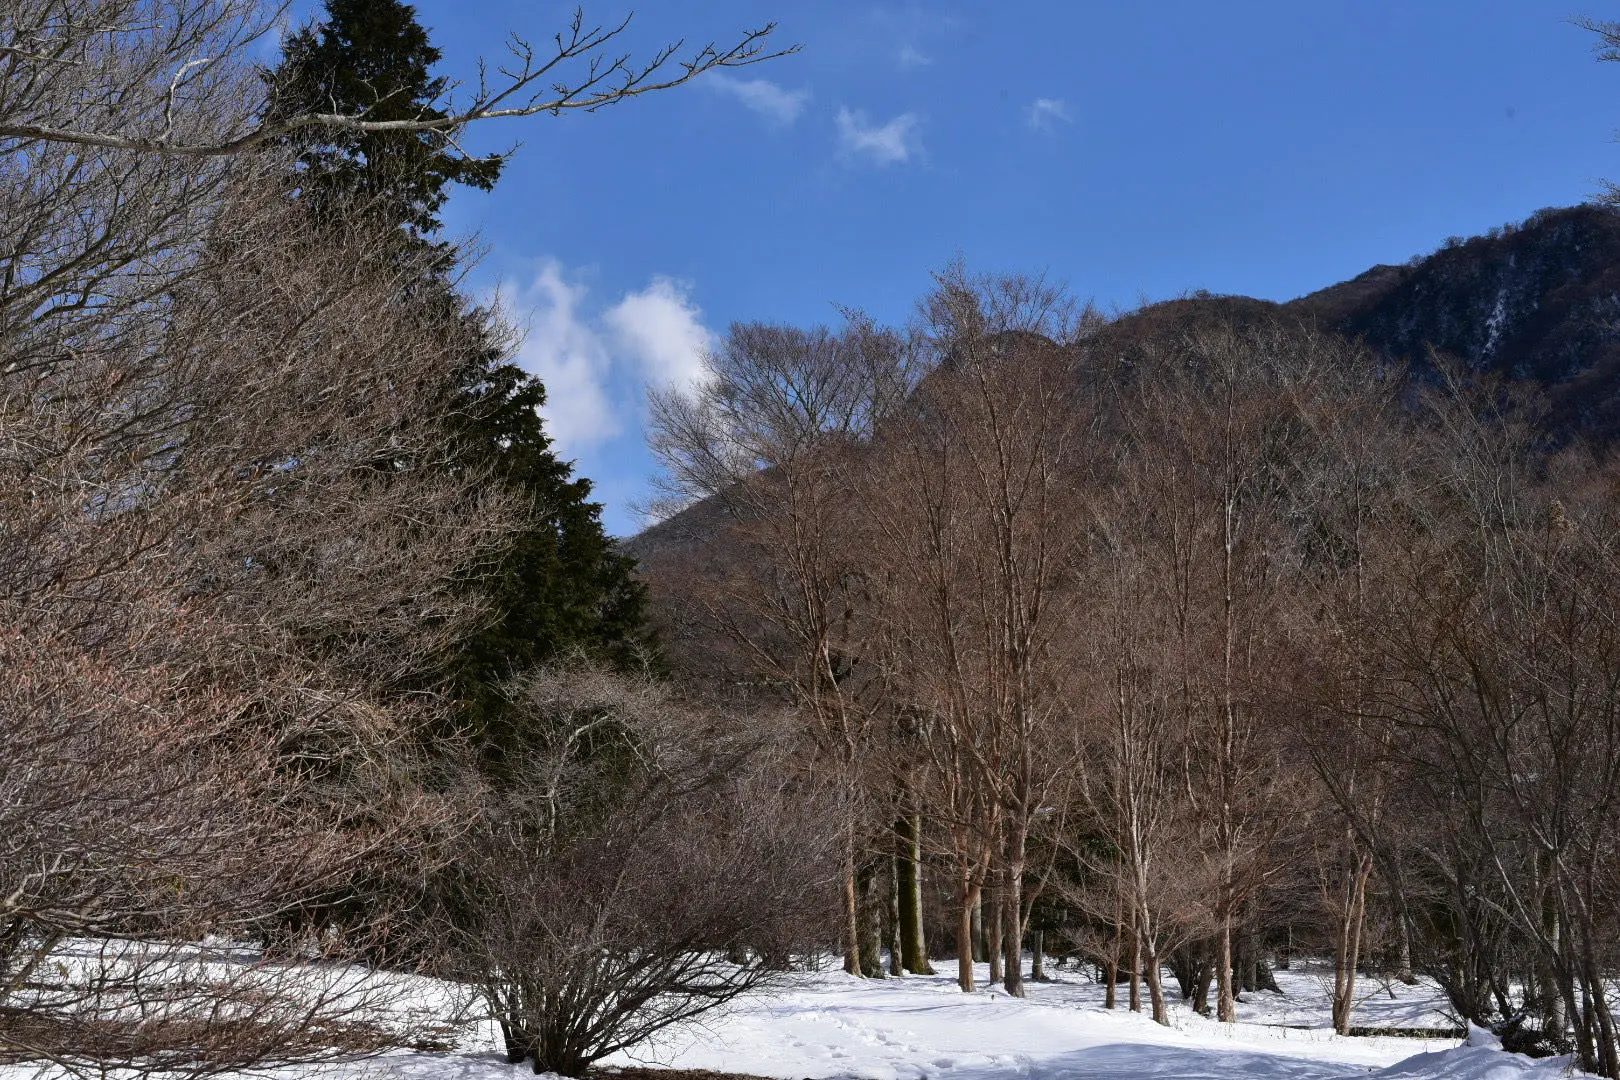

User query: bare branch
[0,14,799,157]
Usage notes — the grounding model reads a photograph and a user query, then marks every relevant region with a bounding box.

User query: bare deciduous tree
[866,269,1093,996]
[647,317,912,977]
[0,121,522,1080]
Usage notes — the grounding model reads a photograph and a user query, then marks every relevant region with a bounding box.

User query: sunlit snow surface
[593,961,1511,1080]
[3,959,1575,1080]
[361,960,1570,1080]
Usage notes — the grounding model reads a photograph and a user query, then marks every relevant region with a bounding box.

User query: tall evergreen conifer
[267,0,652,766]
[269,0,502,237]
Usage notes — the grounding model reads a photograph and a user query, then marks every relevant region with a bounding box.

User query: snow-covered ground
[345,960,1573,1080]
[0,953,1569,1079]
[1228,960,1456,1031]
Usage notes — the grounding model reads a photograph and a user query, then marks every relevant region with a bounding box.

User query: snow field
[599,963,1462,1080]
[391,960,1570,1080]
[0,957,1572,1080]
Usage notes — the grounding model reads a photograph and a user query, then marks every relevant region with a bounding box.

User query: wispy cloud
[605,276,716,392]
[897,44,931,69]
[707,74,811,125]
[867,5,958,70]
[836,107,922,166]
[505,262,618,453]
[1027,97,1073,133]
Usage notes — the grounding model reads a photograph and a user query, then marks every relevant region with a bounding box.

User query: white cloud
[504,261,618,453]
[898,44,931,69]
[836,107,921,166]
[707,74,810,125]
[605,276,716,392]
[499,263,719,456]
[1027,97,1072,132]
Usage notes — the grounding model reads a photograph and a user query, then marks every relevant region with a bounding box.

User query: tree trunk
[971,888,986,963]
[1193,955,1214,1017]
[986,883,1004,985]
[1332,854,1371,1035]
[1540,906,1564,1047]
[1002,858,1025,998]
[1216,911,1235,1022]
[1397,914,1414,984]
[1590,974,1620,1079]
[1576,980,1598,1075]
[500,1022,527,1065]
[857,858,885,978]
[1128,907,1142,1014]
[887,855,904,976]
[1031,930,1046,982]
[897,815,934,974]
[956,872,979,993]
[843,829,862,977]
[1104,887,1122,1009]
[1169,946,1197,1000]
[1143,932,1169,1026]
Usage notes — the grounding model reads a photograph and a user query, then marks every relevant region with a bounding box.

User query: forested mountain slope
[1289,203,1620,439]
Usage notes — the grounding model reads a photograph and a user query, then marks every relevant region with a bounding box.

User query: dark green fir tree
[268,0,502,238]
[267,0,652,765]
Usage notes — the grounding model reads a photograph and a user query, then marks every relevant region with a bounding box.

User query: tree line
[640,271,1620,1075]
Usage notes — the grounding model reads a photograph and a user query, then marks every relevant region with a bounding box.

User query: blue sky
[333,1,1618,535]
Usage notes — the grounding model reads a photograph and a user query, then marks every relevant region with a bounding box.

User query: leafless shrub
[0,603,462,1076]
[444,664,841,1077]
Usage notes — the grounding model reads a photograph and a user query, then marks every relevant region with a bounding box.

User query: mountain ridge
[627,203,1620,553]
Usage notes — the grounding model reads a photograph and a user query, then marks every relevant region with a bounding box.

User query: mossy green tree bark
[896,814,934,974]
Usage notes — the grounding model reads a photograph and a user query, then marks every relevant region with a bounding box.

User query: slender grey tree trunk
[1216,910,1235,1022]
[1333,855,1371,1035]
[843,827,862,977]
[887,855,904,976]
[857,858,885,978]
[1002,858,1026,997]
[1104,888,1122,1009]
[1143,932,1169,1026]
[986,882,1004,985]
[1128,906,1142,1013]
[972,889,986,963]
[1540,900,1565,1045]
